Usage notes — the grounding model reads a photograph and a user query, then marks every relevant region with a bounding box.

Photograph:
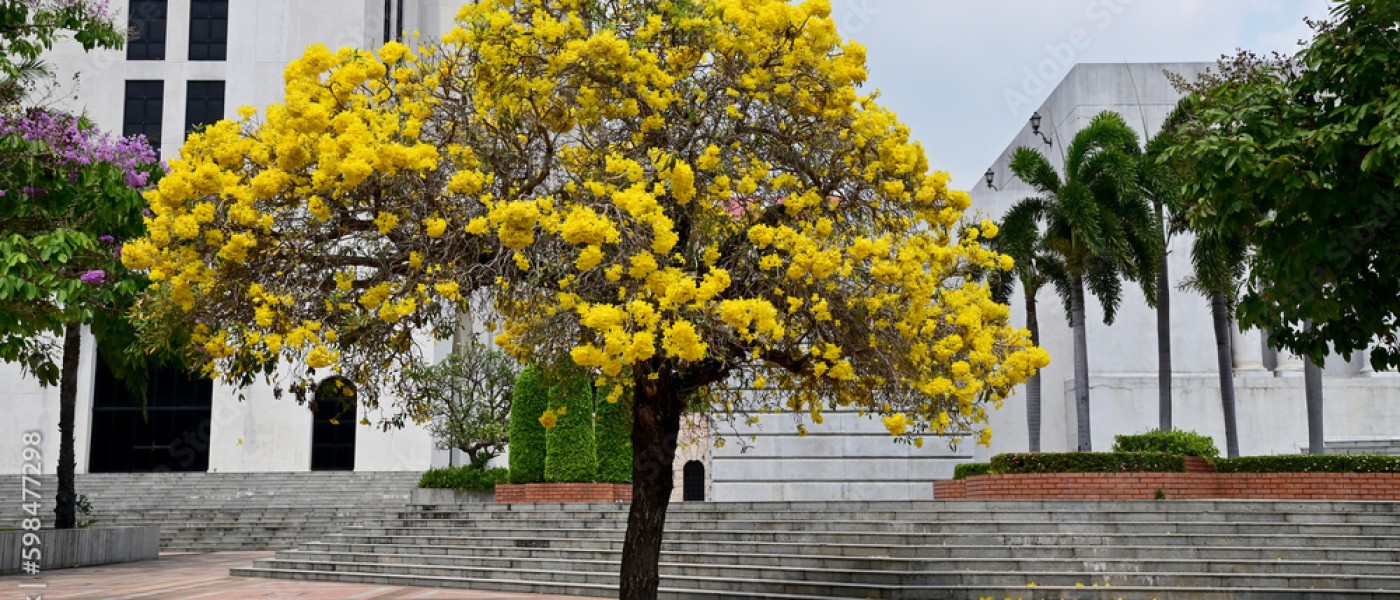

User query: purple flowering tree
[1,1,124,103]
[0,108,162,528]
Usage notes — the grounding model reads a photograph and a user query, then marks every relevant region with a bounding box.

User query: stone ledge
[0,526,159,574]
[495,483,632,503]
[409,488,495,505]
[935,471,1400,501]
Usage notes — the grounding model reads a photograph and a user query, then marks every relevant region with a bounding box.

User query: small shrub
[594,385,633,484]
[1154,488,1166,500]
[544,364,598,483]
[1215,454,1400,473]
[419,466,510,491]
[953,462,991,480]
[508,365,549,484]
[1113,429,1220,460]
[989,452,1186,474]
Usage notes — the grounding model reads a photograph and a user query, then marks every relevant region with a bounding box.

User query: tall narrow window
[188,0,228,61]
[184,80,225,135]
[126,0,168,60]
[123,80,164,149]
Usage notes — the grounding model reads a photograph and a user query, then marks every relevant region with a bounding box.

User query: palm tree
[988,202,1065,453]
[1009,111,1162,452]
[1139,107,1192,433]
[1181,228,1248,457]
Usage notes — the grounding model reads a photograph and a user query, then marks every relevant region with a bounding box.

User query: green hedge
[1215,454,1400,473]
[507,365,549,484]
[953,462,991,480]
[594,386,633,483]
[1113,429,1220,460]
[544,365,598,483]
[989,452,1186,474]
[418,466,510,491]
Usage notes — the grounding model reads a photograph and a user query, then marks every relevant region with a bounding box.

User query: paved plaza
[1,552,589,600]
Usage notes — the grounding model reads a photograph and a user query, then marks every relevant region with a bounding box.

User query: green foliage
[1165,2,1400,369]
[401,341,519,465]
[544,365,598,483]
[989,452,1186,475]
[1113,429,1221,460]
[418,465,510,491]
[594,387,632,483]
[0,1,124,97]
[1215,454,1400,474]
[507,365,549,484]
[952,462,990,480]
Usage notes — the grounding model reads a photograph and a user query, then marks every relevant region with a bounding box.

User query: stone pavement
[0,552,591,599]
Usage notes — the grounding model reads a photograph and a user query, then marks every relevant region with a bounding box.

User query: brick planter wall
[495,483,632,503]
[934,470,1400,501]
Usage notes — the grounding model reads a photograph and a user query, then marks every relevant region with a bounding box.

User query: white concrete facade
[970,63,1400,459]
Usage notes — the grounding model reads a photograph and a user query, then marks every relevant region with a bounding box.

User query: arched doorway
[310,377,357,471]
[682,460,705,501]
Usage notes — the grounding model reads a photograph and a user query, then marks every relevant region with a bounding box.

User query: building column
[1231,324,1269,377]
[1274,350,1305,377]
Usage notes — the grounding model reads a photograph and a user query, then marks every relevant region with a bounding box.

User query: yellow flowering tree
[123,0,1047,596]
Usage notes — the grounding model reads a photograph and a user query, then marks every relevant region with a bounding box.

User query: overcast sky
[826,0,1333,191]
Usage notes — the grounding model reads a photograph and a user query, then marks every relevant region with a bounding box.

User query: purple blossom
[79,270,106,285]
[97,235,115,244]
[0,109,160,192]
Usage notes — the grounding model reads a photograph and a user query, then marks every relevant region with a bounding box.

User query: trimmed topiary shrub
[1215,454,1400,473]
[1113,429,1221,460]
[990,452,1186,475]
[594,385,633,483]
[953,462,991,480]
[544,365,598,483]
[507,365,549,484]
[419,466,510,491]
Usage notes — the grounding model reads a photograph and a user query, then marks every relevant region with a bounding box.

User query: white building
[971,62,1400,459]
[5,3,1395,500]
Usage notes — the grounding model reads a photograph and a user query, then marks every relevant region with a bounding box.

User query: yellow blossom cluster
[125,0,1047,446]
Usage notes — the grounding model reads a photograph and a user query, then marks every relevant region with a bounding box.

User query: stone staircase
[232,499,1400,599]
[0,471,421,551]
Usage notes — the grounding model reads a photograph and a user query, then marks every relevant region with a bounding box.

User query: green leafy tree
[0,109,163,529]
[401,340,519,467]
[543,365,598,483]
[595,388,633,483]
[1167,2,1400,373]
[1009,111,1162,452]
[0,1,123,82]
[507,365,548,484]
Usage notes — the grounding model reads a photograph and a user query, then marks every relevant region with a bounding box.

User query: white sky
[826,0,1333,190]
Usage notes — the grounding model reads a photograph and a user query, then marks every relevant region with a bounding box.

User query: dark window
[126,0,168,60]
[123,80,164,149]
[184,80,224,135]
[682,460,705,501]
[89,350,213,473]
[188,0,228,61]
[311,378,358,471]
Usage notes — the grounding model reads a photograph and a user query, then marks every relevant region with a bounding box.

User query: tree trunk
[1024,290,1042,453]
[1070,274,1092,452]
[1209,291,1239,458]
[55,322,81,530]
[1156,213,1172,432]
[1304,355,1325,455]
[619,374,685,600]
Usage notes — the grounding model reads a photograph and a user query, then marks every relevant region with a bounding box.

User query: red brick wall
[495,483,633,503]
[934,471,1400,501]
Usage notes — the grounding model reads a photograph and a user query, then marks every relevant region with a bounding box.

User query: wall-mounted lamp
[1030,111,1053,147]
[984,168,999,191]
